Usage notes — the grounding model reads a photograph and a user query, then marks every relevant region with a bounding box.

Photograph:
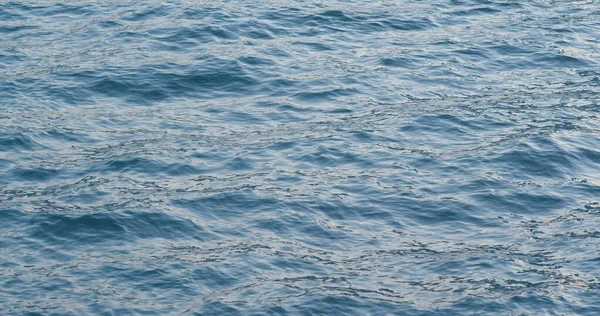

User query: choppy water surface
[2,0,600,314]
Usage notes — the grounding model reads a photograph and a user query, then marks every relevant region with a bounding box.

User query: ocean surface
[1,0,600,314]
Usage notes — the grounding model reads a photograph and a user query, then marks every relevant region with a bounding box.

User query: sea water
[1,1,600,314]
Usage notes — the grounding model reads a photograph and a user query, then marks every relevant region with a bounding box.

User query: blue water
[1,1,600,314]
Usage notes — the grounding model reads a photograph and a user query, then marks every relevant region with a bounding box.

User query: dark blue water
[2,1,600,314]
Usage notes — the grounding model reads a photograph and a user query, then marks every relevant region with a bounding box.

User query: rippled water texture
[2,0,600,314]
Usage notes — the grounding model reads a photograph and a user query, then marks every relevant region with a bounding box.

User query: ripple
[0,132,43,152]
